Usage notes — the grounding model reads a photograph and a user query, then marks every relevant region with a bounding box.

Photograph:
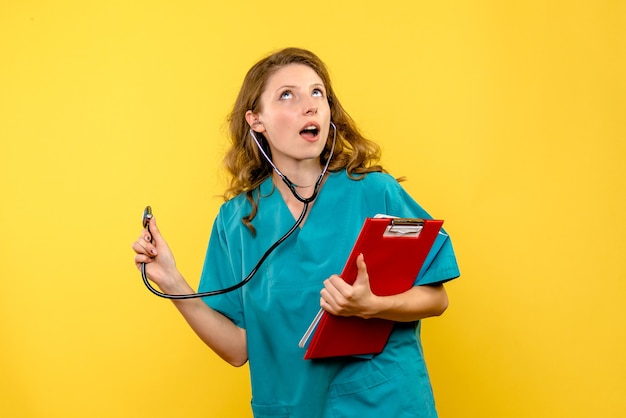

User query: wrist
[158,271,192,295]
[360,295,391,319]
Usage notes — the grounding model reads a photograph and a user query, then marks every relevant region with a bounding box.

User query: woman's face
[247,63,331,170]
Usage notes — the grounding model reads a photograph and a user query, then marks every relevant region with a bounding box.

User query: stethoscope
[141,122,337,299]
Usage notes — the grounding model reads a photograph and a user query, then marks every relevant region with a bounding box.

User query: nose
[303,97,318,115]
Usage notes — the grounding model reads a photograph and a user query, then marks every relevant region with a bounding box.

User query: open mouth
[300,125,320,140]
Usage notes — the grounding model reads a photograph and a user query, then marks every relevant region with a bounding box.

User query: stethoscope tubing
[141,122,336,299]
[141,200,309,299]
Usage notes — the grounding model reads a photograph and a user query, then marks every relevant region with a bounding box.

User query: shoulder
[332,169,400,191]
[214,176,277,230]
[327,170,414,213]
[347,171,407,201]
[360,171,400,189]
[214,192,252,230]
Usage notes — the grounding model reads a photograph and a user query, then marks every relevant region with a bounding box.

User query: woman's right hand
[131,216,248,365]
[132,216,180,292]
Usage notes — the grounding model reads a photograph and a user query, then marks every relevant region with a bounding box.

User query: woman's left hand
[320,253,377,318]
[320,253,450,321]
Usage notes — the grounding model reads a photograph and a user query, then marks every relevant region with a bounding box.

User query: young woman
[132,47,460,418]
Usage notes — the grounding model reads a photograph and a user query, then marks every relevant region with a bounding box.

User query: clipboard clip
[385,218,424,236]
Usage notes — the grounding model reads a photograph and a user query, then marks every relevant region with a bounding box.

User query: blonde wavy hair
[223,47,385,233]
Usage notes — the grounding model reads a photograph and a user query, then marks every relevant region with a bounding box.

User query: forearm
[161,272,248,367]
[362,284,449,322]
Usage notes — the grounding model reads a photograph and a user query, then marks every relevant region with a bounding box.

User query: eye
[312,88,324,97]
[279,90,293,100]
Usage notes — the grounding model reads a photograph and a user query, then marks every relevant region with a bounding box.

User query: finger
[134,253,153,266]
[320,283,336,305]
[325,276,348,298]
[147,216,161,241]
[134,252,157,273]
[323,277,354,308]
[138,215,157,243]
[320,288,341,313]
[354,253,369,284]
[143,229,153,244]
[132,240,157,257]
[321,281,342,298]
[320,295,337,314]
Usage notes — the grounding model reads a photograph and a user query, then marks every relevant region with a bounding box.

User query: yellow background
[1,1,624,417]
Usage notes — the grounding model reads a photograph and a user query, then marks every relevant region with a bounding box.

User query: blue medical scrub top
[198,170,460,418]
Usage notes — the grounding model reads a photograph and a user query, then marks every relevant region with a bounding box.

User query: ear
[245,110,265,133]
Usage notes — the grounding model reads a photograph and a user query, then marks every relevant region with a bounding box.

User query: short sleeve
[197,211,245,328]
[415,230,460,285]
[384,177,460,286]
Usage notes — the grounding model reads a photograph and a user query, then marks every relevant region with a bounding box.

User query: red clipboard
[301,217,443,360]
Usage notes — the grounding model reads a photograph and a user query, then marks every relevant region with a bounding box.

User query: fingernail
[145,235,151,242]
[150,249,157,255]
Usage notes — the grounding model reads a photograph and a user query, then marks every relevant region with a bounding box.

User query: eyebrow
[274,83,326,93]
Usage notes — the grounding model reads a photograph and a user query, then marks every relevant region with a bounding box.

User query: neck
[272,164,324,201]
[274,158,322,183]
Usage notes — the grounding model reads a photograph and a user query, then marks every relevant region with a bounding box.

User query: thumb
[146,216,162,243]
[354,253,370,285]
